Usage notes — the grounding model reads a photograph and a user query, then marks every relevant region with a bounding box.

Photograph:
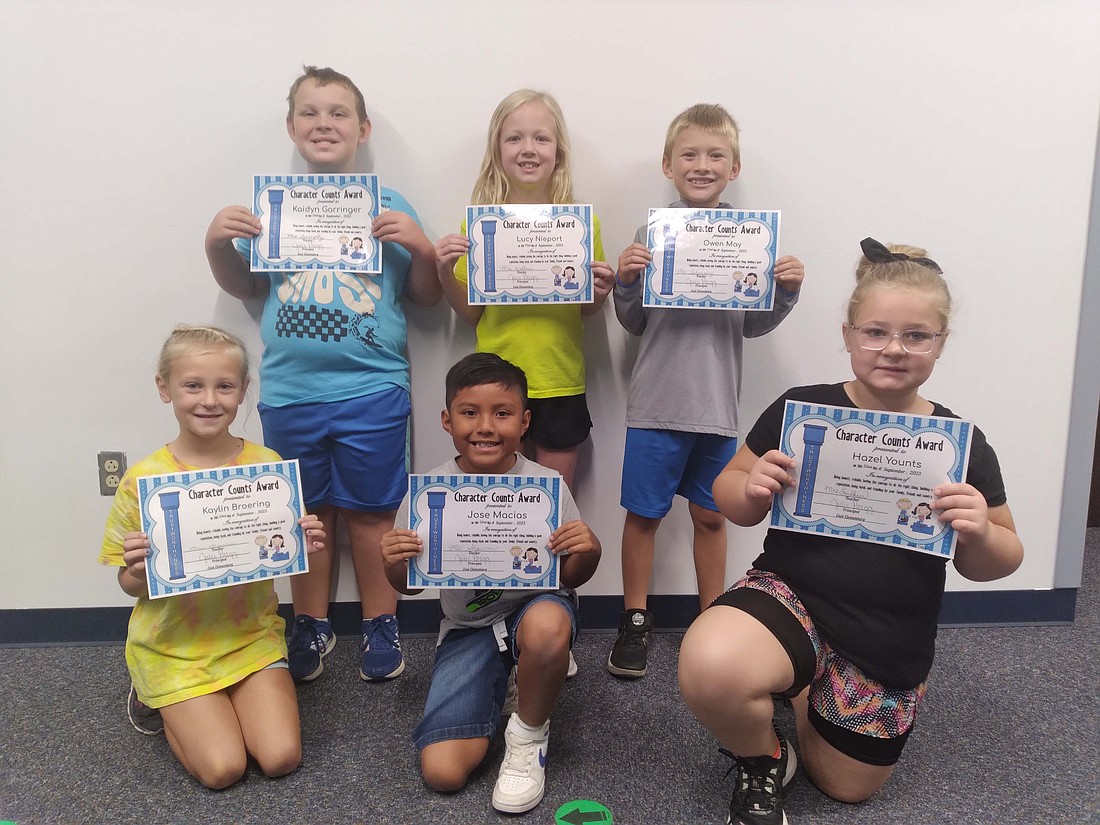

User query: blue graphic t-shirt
[235,187,418,407]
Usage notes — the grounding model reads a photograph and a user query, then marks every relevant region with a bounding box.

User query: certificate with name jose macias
[466,204,594,305]
[407,474,562,589]
[643,208,780,310]
[252,174,382,274]
[138,460,308,599]
[772,401,973,558]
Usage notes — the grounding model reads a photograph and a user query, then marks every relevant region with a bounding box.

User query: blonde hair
[157,325,250,385]
[287,65,368,124]
[663,103,741,166]
[471,89,574,205]
[848,241,952,329]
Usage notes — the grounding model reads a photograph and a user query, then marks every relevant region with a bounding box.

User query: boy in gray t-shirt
[607,103,805,679]
[382,353,601,815]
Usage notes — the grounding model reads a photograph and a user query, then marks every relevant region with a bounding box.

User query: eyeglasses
[847,325,945,354]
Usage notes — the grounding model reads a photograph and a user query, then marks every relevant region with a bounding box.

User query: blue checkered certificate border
[466,204,593,305]
[643,208,780,310]
[407,474,561,589]
[771,401,972,558]
[138,460,307,599]
[252,174,382,274]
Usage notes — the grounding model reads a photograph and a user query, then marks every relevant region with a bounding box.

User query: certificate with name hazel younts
[466,204,594,305]
[406,474,562,590]
[643,208,780,310]
[772,401,973,558]
[138,460,308,599]
[252,174,382,274]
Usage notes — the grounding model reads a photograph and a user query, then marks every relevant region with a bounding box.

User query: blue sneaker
[359,614,405,681]
[287,615,336,682]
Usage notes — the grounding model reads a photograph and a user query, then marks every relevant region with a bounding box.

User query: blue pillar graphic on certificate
[159,491,186,581]
[267,189,284,260]
[659,223,677,296]
[426,491,448,575]
[481,219,498,293]
[793,424,828,518]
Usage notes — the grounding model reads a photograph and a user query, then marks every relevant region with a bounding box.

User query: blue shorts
[258,385,410,512]
[620,428,737,518]
[412,592,578,750]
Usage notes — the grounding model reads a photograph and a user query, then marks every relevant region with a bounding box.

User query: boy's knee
[516,603,571,657]
[689,503,726,532]
[421,750,473,793]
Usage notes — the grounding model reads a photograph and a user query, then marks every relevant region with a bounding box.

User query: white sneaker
[502,665,518,717]
[492,713,549,813]
[567,650,578,678]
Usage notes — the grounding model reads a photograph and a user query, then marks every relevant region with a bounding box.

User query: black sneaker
[126,684,164,736]
[722,733,798,825]
[606,608,653,678]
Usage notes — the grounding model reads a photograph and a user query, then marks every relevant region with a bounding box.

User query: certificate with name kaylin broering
[252,174,382,274]
[138,460,308,599]
[643,208,780,310]
[772,401,973,558]
[466,204,594,304]
[406,474,562,589]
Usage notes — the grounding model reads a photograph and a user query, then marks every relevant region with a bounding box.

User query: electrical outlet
[98,450,127,496]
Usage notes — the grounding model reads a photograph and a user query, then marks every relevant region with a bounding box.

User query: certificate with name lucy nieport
[407,474,561,589]
[138,460,308,599]
[643,208,780,310]
[772,401,972,558]
[252,174,382,274]
[466,204,594,305]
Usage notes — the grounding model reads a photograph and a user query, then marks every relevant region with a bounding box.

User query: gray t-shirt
[395,454,580,644]
[613,200,800,436]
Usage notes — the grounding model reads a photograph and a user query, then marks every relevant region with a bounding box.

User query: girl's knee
[192,754,248,790]
[255,740,302,779]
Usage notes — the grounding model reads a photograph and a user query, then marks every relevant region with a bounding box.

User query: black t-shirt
[745,383,1007,688]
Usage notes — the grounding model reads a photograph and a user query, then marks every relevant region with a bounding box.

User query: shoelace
[363,619,398,652]
[294,619,326,653]
[719,748,782,814]
[501,733,539,777]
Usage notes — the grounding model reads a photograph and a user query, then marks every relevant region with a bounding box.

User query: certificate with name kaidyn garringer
[138,460,308,599]
[252,174,382,274]
[407,474,561,590]
[643,208,780,310]
[772,401,973,558]
[466,204,594,305]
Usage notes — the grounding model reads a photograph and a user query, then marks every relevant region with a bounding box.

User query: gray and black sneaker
[126,683,164,735]
[606,608,653,678]
[722,732,798,825]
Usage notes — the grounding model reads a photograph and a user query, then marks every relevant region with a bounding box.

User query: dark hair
[445,353,528,409]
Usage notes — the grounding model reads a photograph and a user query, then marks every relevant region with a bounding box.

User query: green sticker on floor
[554,799,612,824]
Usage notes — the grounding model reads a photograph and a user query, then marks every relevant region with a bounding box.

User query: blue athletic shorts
[412,592,578,750]
[620,428,737,518]
[258,385,410,512]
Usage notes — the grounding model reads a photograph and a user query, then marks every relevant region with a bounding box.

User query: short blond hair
[286,65,368,124]
[156,325,250,385]
[663,103,740,166]
[471,89,574,205]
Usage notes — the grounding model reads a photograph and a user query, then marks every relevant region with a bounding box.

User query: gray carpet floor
[2,535,1098,825]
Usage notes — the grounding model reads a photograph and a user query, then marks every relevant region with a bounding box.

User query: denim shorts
[412,592,578,750]
[620,428,737,518]
[258,385,410,511]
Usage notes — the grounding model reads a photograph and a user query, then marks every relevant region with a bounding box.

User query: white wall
[2,0,1098,611]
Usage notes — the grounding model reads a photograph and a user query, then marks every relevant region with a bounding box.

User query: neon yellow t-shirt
[99,442,287,708]
[455,214,605,398]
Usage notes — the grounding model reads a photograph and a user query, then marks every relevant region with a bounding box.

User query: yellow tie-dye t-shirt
[99,442,287,708]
